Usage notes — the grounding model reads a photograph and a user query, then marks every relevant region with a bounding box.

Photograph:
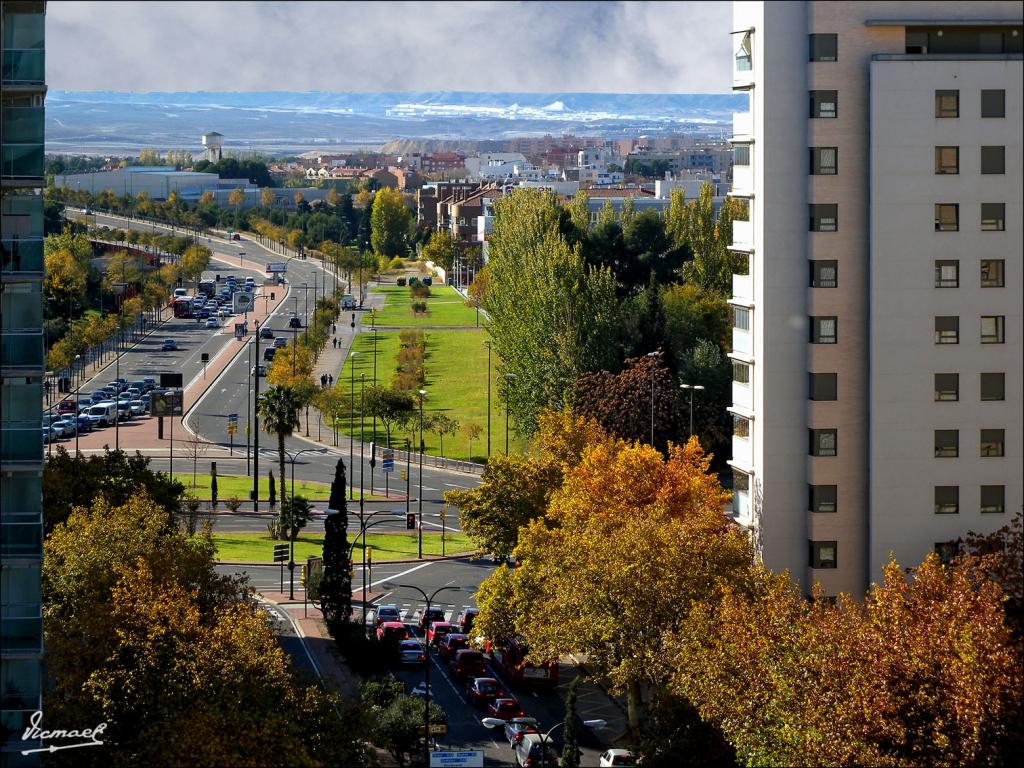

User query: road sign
[428,751,480,768]
[228,412,238,435]
[417,724,449,736]
[382,447,394,473]
[266,262,287,273]
[273,544,289,563]
[233,291,254,313]
[228,413,238,423]
[400,469,407,481]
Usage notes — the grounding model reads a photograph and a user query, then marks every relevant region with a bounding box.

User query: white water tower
[201,131,223,162]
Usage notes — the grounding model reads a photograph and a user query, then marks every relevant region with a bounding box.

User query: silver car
[128,400,146,417]
[399,640,426,666]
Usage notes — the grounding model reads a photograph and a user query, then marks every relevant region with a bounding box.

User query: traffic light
[406,513,416,530]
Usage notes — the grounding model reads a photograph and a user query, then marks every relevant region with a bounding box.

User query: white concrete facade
[729,0,1022,596]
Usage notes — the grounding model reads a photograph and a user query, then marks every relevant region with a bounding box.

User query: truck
[341,294,356,310]
[197,280,216,298]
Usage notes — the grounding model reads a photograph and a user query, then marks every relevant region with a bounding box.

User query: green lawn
[332,328,528,462]
[181,473,387,501]
[369,284,482,328]
[212,531,476,562]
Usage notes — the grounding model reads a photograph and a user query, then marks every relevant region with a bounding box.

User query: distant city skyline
[47,1,731,93]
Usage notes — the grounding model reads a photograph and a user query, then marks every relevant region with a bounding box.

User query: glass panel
[980,373,1005,401]
[0,334,43,368]
[1,143,44,177]
[980,429,1004,457]
[935,260,959,287]
[734,31,753,71]
[980,485,1005,513]
[1,381,41,429]
[981,89,1005,118]
[1,49,45,82]
[980,203,1004,231]
[934,373,959,401]
[0,237,43,273]
[0,283,43,330]
[732,306,750,331]
[0,427,43,462]
[934,430,959,457]
[981,146,1005,175]
[935,204,959,231]
[810,485,837,513]
[733,145,750,166]
[733,414,750,438]
[811,260,838,288]
[935,146,959,174]
[732,361,750,384]
[0,107,44,144]
[809,33,838,62]
[935,316,959,344]
[934,486,958,514]
[980,260,1005,287]
[980,316,1004,343]
[2,12,46,50]
[935,90,959,118]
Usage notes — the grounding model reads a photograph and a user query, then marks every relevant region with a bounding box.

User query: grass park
[212,531,475,562]
[368,284,483,328]
[179,473,389,501]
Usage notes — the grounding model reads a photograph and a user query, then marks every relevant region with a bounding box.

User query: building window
[733,252,750,276]
[810,260,838,288]
[810,204,838,231]
[934,260,959,287]
[934,486,959,514]
[733,414,750,439]
[980,372,1005,401]
[981,485,1005,513]
[934,373,959,401]
[733,471,749,493]
[809,372,838,401]
[810,316,837,344]
[981,89,1005,118]
[935,89,959,118]
[810,147,838,175]
[935,204,959,231]
[809,541,838,569]
[980,429,1005,457]
[809,428,837,457]
[980,316,1004,344]
[935,541,960,565]
[809,484,837,513]
[935,430,959,458]
[980,260,1005,287]
[980,203,1005,231]
[810,90,838,118]
[731,306,750,332]
[733,144,750,166]
[735,30,753,72]
[934,146,959,174]
[981,146,1005,175]
[935,316,959,344]
[809,33,838,61]
[732,360,750,385]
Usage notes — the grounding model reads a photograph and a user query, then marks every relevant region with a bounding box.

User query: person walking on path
[328,374,333,387]
[320,373,327,389]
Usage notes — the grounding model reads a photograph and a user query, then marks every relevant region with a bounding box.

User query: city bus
[171,297,194,318]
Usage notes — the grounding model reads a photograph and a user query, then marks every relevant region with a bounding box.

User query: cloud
[46,1,732,93]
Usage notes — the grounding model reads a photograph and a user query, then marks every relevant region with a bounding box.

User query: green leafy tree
[421,229,460,273]
[370,187,413,259]
[561,677,582,768]
[281,494,313,541]
[566,190,591,234]
[374,694,446,767]
[257,385,303,531]
[428,413,460,459]
[363,386,415,448]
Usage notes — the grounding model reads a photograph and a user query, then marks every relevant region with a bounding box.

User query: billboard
[232,290,254,313]
[150,389,184,417]
[265,262,287,273]
[159,372,183,388]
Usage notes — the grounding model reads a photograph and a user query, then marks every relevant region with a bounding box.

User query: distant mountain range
[45,91,747,155]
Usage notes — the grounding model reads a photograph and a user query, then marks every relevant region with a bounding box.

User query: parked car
[205,317,219,328]
[129,380,149,393]
[465,677,507,707]
[420,607,446,631]
[115,401,133,421]
[458,608,480,635]
[599,750,637,767]
[260,326,275,339]
[42,417,66,439]
[86,402,118,427]
[42,426,54,444]
[161,339,177,351]
[504,717,540,747]
[486,697,524,721]
[449,648,487,682]
[143,377,157,389]
[288,316,302,329]
[273,337,287,349]
[89,391,108,404]
[376,621,409,643]
[427,621,456,647]
[55,400,78,415]
[438,633,469,661]
[140,393,152,411]
[374,605,401,627]
[399,640,427,666]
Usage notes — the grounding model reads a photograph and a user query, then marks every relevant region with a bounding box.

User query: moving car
[486,698,524,721]
[263,347,277,362]
[515,734,556,768]
[491,637,559,689]
[504,717,540,747]
[374,605,401,627]
[427,621,456,647]
[599,750,637,767]
[197,308,210,319]
[458,608,480,635]
[259,326,275,339]
[376,621,409,643]
[86,402,118,427]
[399,640,427,666]
[449,648,487,682]
[273,337,287,349]
[465,677,507,707]
[410,682,435,699]
[288,316,302,329]
[251,364,267,377]
[128,400,146,417]
[55,400,79,415]
[419,607,446,631]
[437,632,469,660]
[219,307,231,318]
[161,339,178,351]
[205,317,219,328]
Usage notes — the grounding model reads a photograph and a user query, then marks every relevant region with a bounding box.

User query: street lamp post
[503,373,517,454]
[483,340,491,458]
[385,582,462,766]
[481,717,606,768]
[349,352,357,500]
[253,319,261,513]
[359,372,366,545]
[417,389,426,558]
[680,383,705,438]
[351,512,404,637]
[74,355,81,455]
[283,447,327,600]
[646,350,662,447]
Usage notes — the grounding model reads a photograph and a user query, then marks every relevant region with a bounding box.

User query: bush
[410,284,431,299]
[225,496,242,513]
[396,278,407,287]
[361,675,405,710]
[410,301,428,315]
[387,256,404,271]
[408,277,420,288]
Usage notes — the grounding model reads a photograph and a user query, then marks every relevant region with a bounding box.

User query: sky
[47,1,732,93]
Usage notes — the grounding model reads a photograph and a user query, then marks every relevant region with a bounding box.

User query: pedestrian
[320,373,327,388]
[332,337,337,349]
[328,374,333,387]
[332,323,337,334]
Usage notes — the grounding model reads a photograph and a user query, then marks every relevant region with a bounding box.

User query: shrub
[396,277,407,287]
[410,301,428,315]
[410,284,431,299]
[225,496,242,513]
[408,277,421,288]
[387,256,404,270]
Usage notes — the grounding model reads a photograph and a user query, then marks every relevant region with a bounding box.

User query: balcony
[732,327,752,356]
[732,164,753,196]
[0,427,42,464]
[732,381,753,411]
[1,522,41,559]
[732,272,752,300]
[0,611,43,654]
[732,487,752,526]
[1,49,44,84]
[0,333,43,370]
[2,142,44,179]
[731,219,753,251]
[1,238,43,274]
[732,434,753,468]
[732,111,753,139]
[732,30,755,90]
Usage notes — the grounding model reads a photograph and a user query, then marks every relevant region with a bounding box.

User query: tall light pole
[282,447,328,600]
[385,582,462,767]
[253,319,261,513]
[359,373,366,533]
[417,389,427,558]
[74,354,81,456]
[483,340,492,458]
[349,352,358,500]
[646,350,662,447]
[503,373,517,454]
[680,383,705,438]
[246,340,252,477]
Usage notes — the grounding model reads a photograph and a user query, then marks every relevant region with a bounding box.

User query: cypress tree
[320,457,352,633]
[561,676,581,768]
[268,469,276,510]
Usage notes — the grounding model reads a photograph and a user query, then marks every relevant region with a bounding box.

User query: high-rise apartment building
[728,1,1022,597]
[1,1,46,763]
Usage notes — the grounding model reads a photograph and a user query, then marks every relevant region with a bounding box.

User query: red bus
[172,297,194,318]
[489,637,559,689]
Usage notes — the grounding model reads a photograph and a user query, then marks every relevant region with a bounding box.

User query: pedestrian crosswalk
[359,603,477,626]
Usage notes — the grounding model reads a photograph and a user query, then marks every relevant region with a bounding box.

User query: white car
[409,682,435,699]
[599,750,637,767]
[205,317,219,328]
[128,400,146,417]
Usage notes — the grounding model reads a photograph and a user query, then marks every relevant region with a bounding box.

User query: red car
[487,697,525,720]
[437,633,469,660]
[466,677,507,707]
[376,621,408,642]
[458,608,480,634]
[56,400,78,415]
[449,648,487,682]
[427,621,456,647]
